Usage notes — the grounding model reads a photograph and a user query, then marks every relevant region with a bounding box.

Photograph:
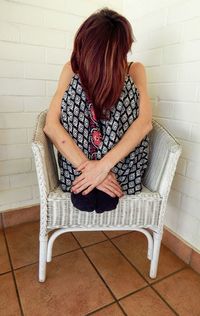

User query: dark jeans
[71,187,119,213]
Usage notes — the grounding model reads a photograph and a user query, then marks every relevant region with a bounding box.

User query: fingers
[97,173,124,198]
[96,186,117,198]
[106,183,124,197]
[98,184,124,198]
[71,178,89,193]
[100,179,124,197]
[72,174,85,186]
[109,173,121,186]
[110,177,121,189]
[82,183,96,195]
[109,178,123,193]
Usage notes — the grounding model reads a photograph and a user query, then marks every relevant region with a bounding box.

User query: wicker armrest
[143,119,182,199]
[31,110,59,197]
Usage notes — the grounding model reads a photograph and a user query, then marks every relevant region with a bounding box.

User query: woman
[43,8,152,213]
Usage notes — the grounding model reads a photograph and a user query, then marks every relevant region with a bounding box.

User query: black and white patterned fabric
[57,73,150,195]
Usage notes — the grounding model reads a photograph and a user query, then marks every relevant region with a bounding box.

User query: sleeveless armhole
[127,61,134,74]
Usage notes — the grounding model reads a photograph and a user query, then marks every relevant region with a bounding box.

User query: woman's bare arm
[100,62,153,171]
[43,62,89,168]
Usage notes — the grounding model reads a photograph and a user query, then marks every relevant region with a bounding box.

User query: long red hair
[70,7,136,120]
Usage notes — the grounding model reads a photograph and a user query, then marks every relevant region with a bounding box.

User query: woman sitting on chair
[43,7,152,213]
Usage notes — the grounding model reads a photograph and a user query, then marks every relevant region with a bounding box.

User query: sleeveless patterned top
[57,62,150,195]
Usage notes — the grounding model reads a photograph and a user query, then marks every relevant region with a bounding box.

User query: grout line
[71,233,118,301]
[2,231,113,274]
[102,230,133,239]
[0,269,12,277]
[84,301,127,316]
[1,226,24,316]
[115,284,150,302]
[150,267,189,316]
[107,233,150,284]
[150,266,187,285]
[72,235,130,316]
[1,224,194,316]
[71,233,150,316]
[151,286,179,316]
[5,244,82,272]
[106,232,184,315]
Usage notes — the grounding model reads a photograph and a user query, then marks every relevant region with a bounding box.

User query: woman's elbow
[43,123,54,136]
[43,124,50,135]
[148,121,153,132]
[142,120,153,135]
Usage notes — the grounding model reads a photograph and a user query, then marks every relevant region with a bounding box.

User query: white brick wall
[123,0,200,251]
[0,0,123,211]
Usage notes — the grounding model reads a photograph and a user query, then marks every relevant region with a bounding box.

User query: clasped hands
[71,159,124,198]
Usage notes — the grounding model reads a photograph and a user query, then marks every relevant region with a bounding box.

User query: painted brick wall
[0,0,122,211]
[123,0,200,251]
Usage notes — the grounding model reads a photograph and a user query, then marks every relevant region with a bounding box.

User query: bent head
[70,7,136,120]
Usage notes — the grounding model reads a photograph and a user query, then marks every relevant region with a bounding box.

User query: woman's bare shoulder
[44,61,75,126]
[129,61,148,91]
[55,61,75,96]
[63,60,74,76]
[129,61,146,75]
[65,60,73,70]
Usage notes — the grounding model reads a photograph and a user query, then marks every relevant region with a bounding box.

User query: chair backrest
[142,119,182,198]
[32,109,59,194]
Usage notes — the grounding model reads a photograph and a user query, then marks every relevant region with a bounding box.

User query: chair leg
[149,231,162,279]
[39,235,48,282]
[47,228,69,262]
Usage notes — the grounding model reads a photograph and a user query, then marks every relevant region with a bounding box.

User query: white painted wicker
[32,109,182,282]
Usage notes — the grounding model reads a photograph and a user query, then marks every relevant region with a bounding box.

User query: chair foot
[39,236,48,282]
[149,232,162,279]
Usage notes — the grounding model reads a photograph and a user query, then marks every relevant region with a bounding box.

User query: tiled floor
[1,220,200,316]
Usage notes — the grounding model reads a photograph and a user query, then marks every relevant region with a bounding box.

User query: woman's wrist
[99,155,113,173]
[74,155,89,169]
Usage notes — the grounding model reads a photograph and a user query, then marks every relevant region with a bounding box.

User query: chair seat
[46,185,162,229]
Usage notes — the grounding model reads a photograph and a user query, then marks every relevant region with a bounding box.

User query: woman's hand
[96,171,124,198]
[71,160,111,195]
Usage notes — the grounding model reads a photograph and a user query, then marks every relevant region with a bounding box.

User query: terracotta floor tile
[85,240,147,299]
[190,250,200,275]
[15,249,114,316]
[119,287,175,316]
[153,268,200,316]
[73,231,107,247]
[103,230,132,238]
[112,231,186,283]
[5,220,80,269]
[0,272,21,316]
[91,302,125,315]
[0,229,11,274]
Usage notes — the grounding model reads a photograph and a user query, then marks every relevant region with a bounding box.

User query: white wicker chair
[31,109,182,282]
